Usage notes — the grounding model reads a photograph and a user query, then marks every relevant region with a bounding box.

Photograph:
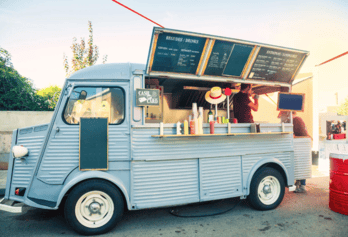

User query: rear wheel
[64,180,124,235]
[248,167,285,210]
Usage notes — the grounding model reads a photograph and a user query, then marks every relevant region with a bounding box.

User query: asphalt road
[1,176,347,237]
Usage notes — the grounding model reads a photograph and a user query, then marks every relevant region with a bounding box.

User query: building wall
[0,111,54,132]
[316,55,348,112]
[0,111,53,165]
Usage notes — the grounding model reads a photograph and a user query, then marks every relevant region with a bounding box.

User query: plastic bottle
[184,120,189,135]
[190,119,195,135]
[210,121,215,134]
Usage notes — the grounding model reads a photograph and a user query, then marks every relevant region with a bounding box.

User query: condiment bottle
[217,117,221,124]
[190,119,195,135]
[176,121,182,135]
[210,121,215,134]
[184,120,189,135]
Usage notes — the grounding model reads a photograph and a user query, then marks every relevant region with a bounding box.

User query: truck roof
[68,63,145,80]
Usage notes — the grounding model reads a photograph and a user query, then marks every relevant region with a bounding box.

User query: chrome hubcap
[88,200,103,215]
[263,185,271,194]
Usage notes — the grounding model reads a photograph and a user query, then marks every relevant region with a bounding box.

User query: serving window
[63,87,125,125]
[144,77,286,124]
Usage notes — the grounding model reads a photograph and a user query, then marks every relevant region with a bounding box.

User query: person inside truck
[232,83,259,123]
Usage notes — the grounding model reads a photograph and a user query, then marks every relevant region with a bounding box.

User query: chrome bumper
[0,198,23,213]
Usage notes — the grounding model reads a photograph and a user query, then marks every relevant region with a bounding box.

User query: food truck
[0,28,312,235]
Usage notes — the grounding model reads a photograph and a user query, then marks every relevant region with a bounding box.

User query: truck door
[34,83,130,187]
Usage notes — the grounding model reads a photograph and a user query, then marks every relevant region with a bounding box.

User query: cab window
[63,87,125,125]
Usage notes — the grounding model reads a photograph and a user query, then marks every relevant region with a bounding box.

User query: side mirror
[79,90,87,100]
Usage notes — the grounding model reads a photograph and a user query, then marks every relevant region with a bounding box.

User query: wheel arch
[56,171,130,211]
[245,158,289,196]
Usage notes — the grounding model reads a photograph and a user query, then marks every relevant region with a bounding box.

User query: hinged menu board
[79,118,108,171]
[146,27,309,84]
[204,41,253,77]
[247,47,307,82]
[136,89,160,106]
[150,32,206,74]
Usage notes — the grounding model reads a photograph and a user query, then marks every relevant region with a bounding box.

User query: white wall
[0,111,53,132]
[0,111,54,163]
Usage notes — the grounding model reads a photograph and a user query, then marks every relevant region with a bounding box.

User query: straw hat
[205,87,226,104]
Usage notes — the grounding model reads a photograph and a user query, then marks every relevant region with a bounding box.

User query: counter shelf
[152,132,292,138]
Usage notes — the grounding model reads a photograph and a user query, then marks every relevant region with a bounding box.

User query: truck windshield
[63,87,125,125]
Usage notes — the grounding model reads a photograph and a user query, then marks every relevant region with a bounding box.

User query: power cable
[111,1,165,28]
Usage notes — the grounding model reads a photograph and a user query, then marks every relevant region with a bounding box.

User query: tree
[337,97,348,115]
[0,47,52,111]
[37,85,62,109]
[63,21,107,77]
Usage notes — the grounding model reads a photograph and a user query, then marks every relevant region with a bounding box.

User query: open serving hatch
[145,27,309,96]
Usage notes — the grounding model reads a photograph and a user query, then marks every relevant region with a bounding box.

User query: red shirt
[293,116,308,136]
[232,92,253,123]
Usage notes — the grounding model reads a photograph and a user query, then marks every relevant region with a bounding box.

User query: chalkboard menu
[248,47,306,82]
[80,118,108,171]
[136,89,160,106]
[204,40,234,76]
[151,33,206,74]
[223,44,253,76]
[277,93,304,111]
[146,28,309,84]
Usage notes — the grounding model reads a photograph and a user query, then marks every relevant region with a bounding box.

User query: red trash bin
[329,153,348,215]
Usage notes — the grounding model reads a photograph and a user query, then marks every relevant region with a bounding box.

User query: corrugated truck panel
[200,156,242,201]
[37,124,130,185]
[132,127,294,161]
[131,159,199,209]
[293,138,312,180]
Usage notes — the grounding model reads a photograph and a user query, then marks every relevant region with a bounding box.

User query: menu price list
[204,40,234,76]
[248,47,306,82]
[151,33,206,74]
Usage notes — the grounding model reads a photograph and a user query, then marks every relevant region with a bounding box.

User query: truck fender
[245,158,290,196]
[55,170,131,210]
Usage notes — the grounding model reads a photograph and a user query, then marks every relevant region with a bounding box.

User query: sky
[1,0,348,90]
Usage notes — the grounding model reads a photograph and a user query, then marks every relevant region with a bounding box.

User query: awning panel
[146,28,309,85]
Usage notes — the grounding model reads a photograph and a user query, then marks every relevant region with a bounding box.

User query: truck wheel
[64,180,124,235]
[248,167,285,211]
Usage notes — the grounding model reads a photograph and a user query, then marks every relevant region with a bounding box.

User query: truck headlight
[12,145,29,158]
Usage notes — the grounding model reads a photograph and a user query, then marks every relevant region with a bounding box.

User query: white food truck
[0,28,312,235]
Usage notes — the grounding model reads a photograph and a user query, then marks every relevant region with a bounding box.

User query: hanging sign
[136,89,160,106]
